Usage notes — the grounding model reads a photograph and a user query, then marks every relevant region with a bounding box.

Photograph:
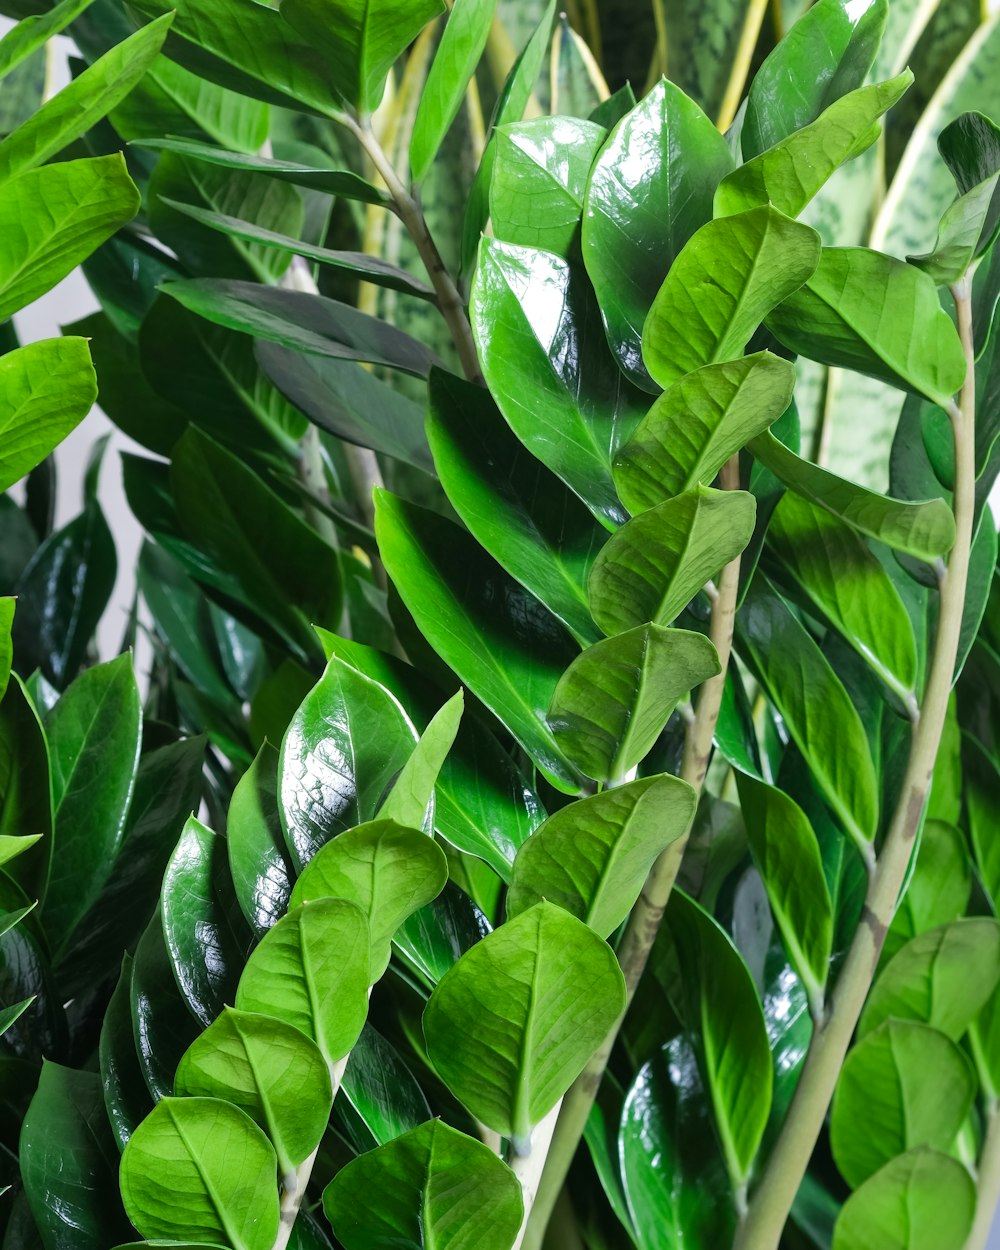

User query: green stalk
[733,276,978,1250]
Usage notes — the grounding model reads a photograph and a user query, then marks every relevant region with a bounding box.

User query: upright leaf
[227,743,294,935]
[378,690,464,828]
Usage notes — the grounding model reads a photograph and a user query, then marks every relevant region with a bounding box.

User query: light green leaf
[235,899,370,1064]
[766,247,967,408]
[227,743,293,936]
[0,0,95,83]
[613,353,795,512]
[830,1020,976,1187]
[323,1120,523,1250]
[423,900,625,1140]
[0,833,40,869]
[642,205,821,388]
[174,1008,332,1175]
[120,1097,279,1250]
[508,776,696,936]
[0,597,11,705]
[885,820,971,962]
[289,819,448,980]
[378,690,464,828]
[547,624,720,782]
[588,486,756,635]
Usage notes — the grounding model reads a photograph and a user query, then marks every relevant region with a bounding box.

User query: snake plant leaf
[0,338,95,496]
[374,489,584,794]
[832,1149,976,1250]
[120,1097,279,1250]
[227,743,293,936]
[665,890,773,1188]
[734,773,833,1009]
[547,625,720,783]
[290,819,448,980]
[748,431,956,560]
[582,78,734,388]
[323,1120,523,1250]
[490,117,606,258]
[426,368,604,645]
[769,491,919,701]
[161,817,252,1028]
[0,0,95,82]
[507,775,696,937]
[588,487,756,635]
[279,654,417,871]
[174,1008,332,1175]
[830,1020,976,1187]
[885,820,971,962]
[738,577,879,850]
[0,154,140,322]
[859,919,1000,1040]
[641,206,821,389]
[0,15,171,183]
[716,72,912,220]
[613,353,795,513]
[424,900,625,1140]
[410,0,496,183]
[742,0,888,159]
[377,690,464,829]
[471,237,645,528]
[235,899,370,1065]
[766,247,967,408]
[100,957,151,1153]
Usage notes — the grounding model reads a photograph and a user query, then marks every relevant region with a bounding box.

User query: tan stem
[965,1105,1000,1250]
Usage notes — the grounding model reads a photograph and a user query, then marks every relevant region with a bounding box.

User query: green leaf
[767,248,967,409]
[582,78,734,388]
[507,775,695,936]
[471,236,645,528]
[42,654,141,960]
[410,0,496,183]
[0,15,171,182]
[378,690,464,828]
[21,1063,131,1250]
[742,0,888,159]
[832,1149,976,1250]
[642,206,821,389]
[340,1023,431,1147]
[423,900,625,1139]
[666,890,773,1187]
[490,117,606,257]
[0,155,140,322]
[161,816,251,1028]
[0,0,95,82]
[0,339,95,494]
[235,899,370,1064]
[830,1020,976,1186]
[323,1119,523,1250]
[734,773,833,1008]
[0,833,39,868]
[374,489,584,794]
[0,673,51,902]
[613,353,795,512]
[860,918,1000,1039]
[737,577,879,850]
[548,624,720,782]
[769,491,919,700]
[130,911,200,1101]
[0,597,11,706]
[588,486,756,635]
[717,73,912,220]
[290,819,448,979]
[748,430,956,560]
[100,957,152,1153]
[227,743,293,936]
[120,1097,279,1250]
[175,1008,332,1175]
[885,820,971,961]
[278,655,418,870]
[426,367,604,645]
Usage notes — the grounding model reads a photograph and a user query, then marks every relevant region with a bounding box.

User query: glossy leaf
[130,912,201,1102]
[423,900,625,1139]
[100,957,152,1153]
[227,743,294,936]
[378,690,463,828]
[175,1008,332,1174]
[323,1119,523,1250]
[582,78,734,387]
[767,247,967,408]
[471,236,645,528]
[588,486,756,634]
[507,775,695,936]
[120,1097,279,1250]
[830,1019,976,1187]
[340,1023,431,1147]
[235,899,370,1064]
[642,206,821,388]
[613,353,795,512]
[547,624,720,782]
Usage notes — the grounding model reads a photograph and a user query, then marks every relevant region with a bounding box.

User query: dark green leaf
[130,911,201,1101]
[0,674,51,902]
[100,956,152,1153]
[340,1023,431,1147]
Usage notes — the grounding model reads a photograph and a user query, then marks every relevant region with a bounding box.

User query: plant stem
[965,1104,1000,1250]
[716,0,770,131]
[511,1101,563,1250]
[344,115,485,386]
[522,455,744,1250]
[733,278,978,1250]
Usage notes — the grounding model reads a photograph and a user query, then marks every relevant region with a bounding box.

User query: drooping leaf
[227,743,293,936]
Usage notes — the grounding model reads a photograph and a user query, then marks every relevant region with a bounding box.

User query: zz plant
[8,1,1000,1249]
